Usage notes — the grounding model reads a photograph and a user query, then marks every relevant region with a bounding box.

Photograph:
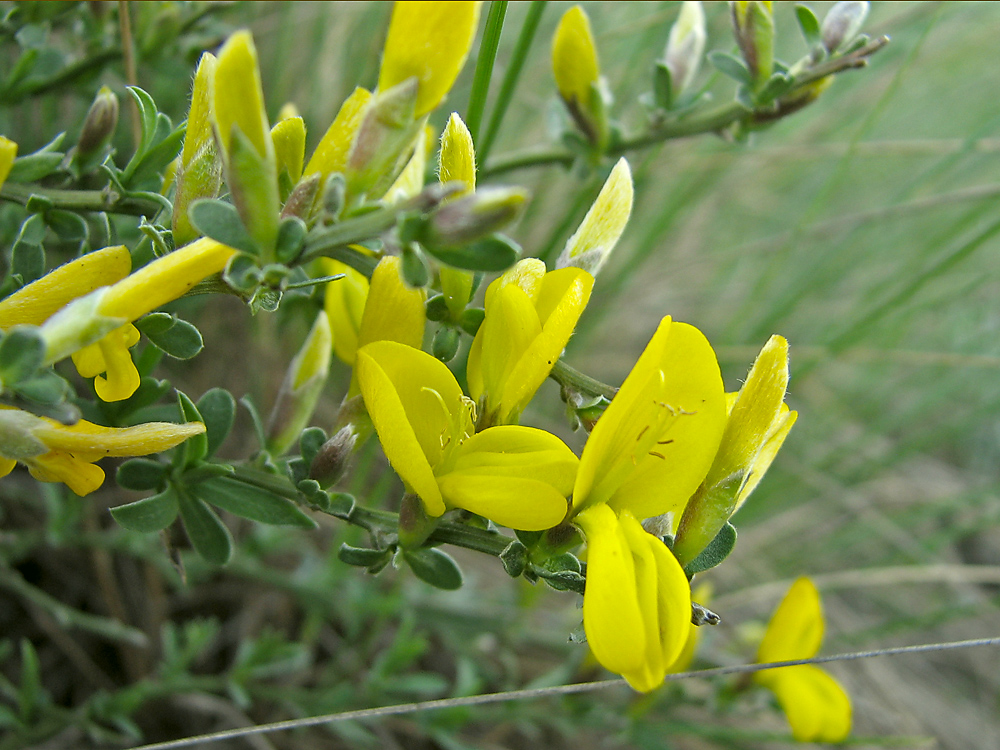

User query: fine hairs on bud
[309,426,358,487]
[821,1,869,53]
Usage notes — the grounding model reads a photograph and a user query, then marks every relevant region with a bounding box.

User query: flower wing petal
[761,665,852,743]
[450,425,578,496]
[436,473,568,531]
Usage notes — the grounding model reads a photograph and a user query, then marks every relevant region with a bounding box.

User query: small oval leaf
[111,489,179,533]
[403,548,463,590]
[177,490,233,565]
[194,477,317,528]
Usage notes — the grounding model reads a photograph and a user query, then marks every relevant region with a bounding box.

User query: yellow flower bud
[438,113,476,195]
[213,31,273,163]
[303,87,372,184]
[0,136,17,192]
[552,5,600,107]
[271,116,306,184]
[557,157,633,276]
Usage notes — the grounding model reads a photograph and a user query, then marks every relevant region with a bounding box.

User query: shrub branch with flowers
[0,1,887,746]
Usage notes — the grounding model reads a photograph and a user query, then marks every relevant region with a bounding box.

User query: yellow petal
[559,158,633,275]
[71,341,107,379]
[271,116,306,183]
[181,53,217,168]
[0,456,16,478]
[439,112,476,195]
[322,257,369,365]
[213,31,273,161]
[576,504,647,677]
[303,87,372,181]
[0,245,131,329]
[484,258,546,307]
[733,405,796,512]
[758,577,824,663]
[26,451,105,496]
[33,418,206,461]
[97,238,236,322]
[618,511,666,691]
[477,283,542,410]
[291,312,332,390]
[575,318,726,517]
[378,1,482,117]
[437,474,569,531]
[0,136,18,191]
[448,424,578,496]
[93,324,141,402]
[760,665,852,742]
[356,256,426,352]
[356,341,467,516]
[642,518,692,671]
[552,5,600,105]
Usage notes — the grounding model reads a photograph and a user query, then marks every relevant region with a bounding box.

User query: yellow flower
[669,581,712,673]
[0,408,205,496]
[356,340,577,530]
[0,136,17,191]
[755,577,852,743]
[466,259,594,426]
[38,239,237,399]
[303,87,372,186]
[674,334,796,565]
[557,157,633,276]
[572,316,727,521]
[437,113,477,320]
[575,503,690,692]
[377,1,482,118]
[552,5,608,146]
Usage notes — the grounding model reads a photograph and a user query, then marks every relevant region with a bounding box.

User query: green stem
[549,359,618,401]
[479,1,545,166]
[0,180,163,216]
[0,565,149,647]
[465,1,508,147]
[481,36,890,178]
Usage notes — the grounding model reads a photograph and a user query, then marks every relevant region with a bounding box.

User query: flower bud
[664,2,706,98]
[75,86,119,167]
[308,425,358,488]
[383,126,429,204]
[821,1,869,54]
[271,115,306,184]
[437,113,477,318]
[552,5,609,148]
[0,137,17,192]
[422,187,528,248]
[266,312,333,455]
[730,1,774,88]
[557,158,633,276]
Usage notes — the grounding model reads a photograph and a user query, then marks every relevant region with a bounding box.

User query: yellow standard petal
[574,317,727,520]
[271,115,306,184]
[0,245,131,329]
[0,136,18,191]
[757,576,824,664]
[763,665,852,742]
[552,5,600,106]
[558,158,633,275]
[213,31,273,161]
[356,256,426,353]
[321,256,369,365]
[377,1,482,117]
[303,88,372,182]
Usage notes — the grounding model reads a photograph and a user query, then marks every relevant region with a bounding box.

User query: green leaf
[0,327,45,385]
[194,476,317,528]
[684,522,737,577]
[115,458,168,491]
[189,199,260,256]
[222,252,260,292]
[795,4,822,47]
[422,234,520,272]
[708,50,751,85]
[138,314,204,359]
[177,489,233,565]
[756,72,795,105]
[403,548,463,590]
[653,61,673,111]
[197,388,236,458]
[7,151,63,182]
[458,307,485,336]
[129,121,186,184]
[298,426,327,468]
[13,370,71,405]
[401,244,431,288]
[338,544,392,568]
[127,86,158,156]
[176,391,208,464]
[45,209,89,242]
[431,326,460,363]
[275,216,307,264]
[17,639,43,722]
[499,540,528,577]
[425,294,450,322]
[111,489,179,533]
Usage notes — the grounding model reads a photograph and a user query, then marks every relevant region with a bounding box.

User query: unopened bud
[0,137,17,191]
[664,2,706,97]
[308,425,358,488]
[557,158,632,276]
[821,1,869,53]
[423,187,528,248]
[438,113,476,196]
[280,172,321,220]
[431,326,460,363]
[552,5,609,148]
[730,1,774,88]
[271,115,306,184]
[345,78,419,201]
[76,86,119,162]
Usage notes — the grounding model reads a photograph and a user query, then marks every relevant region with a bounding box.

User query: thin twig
[118,0,141,149]
[125,636,1000,750]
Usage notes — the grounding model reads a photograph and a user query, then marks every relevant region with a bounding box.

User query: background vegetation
[1,2,998,748]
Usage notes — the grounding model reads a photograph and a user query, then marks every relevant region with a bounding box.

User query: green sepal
[111,488,179,533]
[458,307,485,336]
[499,540,528,577]
[298,426,327,468]
[196,388,236,459]
[402,547,463,590]
[422,234,520,272]
[683,522,737,577]
[708,50,752,85]
[136,313,204,360]
[193,476,317,528]
[275,216,307,265]
[177,488,233,565]
[176,391,208,464]
[401,244,430,288]
[0,327,45,386]
[189,199,260,256]
[431,327,460,363]
[425,294,450,322]
[115,457,168,491]
[338,544,392,569]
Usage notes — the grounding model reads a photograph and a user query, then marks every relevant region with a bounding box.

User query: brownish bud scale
[75,87,119,166]
[308,425,358,488]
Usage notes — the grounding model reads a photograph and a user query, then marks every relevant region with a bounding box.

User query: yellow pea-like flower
[0,136,18,191]
[575,504,691,692]
[466,259,594,426]
[377,1,482,118]
[356,340,577,529]
[557,157,633,276]
[0,408,205,496]
[755,577,852,743]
